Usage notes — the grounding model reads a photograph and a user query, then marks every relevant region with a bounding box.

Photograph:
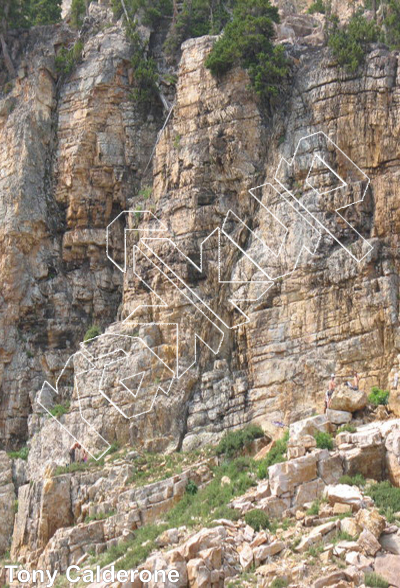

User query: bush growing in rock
[83,324,101,342]
[257,430,289,479]
[185,479,198,495]
[244,508,270,531]
[50,401,70,418]
[364,571,390,588]
[306,500,320,515]
[307,0,325,13]
[216,424,264,457]
[367,480,400,512]
[383,0,400,50]
[70,0,88,28]
[314,431,334,450]
[205,0,289,103]
[368,386,390,406]
[164,0,232,55]
[8,446,29,461]
[107,441,121,454]
[269,578,289,588]
[339,473,366,486]
[55,41,84,76]
[327,13,379,73]
[112,0,173,25]
[334,530,357,542]
[129,50,159,108]
[337,423,357,434]
[30,0,62,24]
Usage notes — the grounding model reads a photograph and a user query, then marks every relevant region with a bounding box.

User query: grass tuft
[314,431,334,450]
[364,572,389,588]
[339,473,366,487]
[244,509,270,531]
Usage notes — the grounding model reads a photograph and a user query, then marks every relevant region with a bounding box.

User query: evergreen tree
[205,0,288,103]
[30,0,62,25]
[0,0,29,76]
[0,0,61,78]
[70,0,87,28]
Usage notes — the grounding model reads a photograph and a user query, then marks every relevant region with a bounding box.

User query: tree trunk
[372,0,377,19]
[0,32,16,78]
[173,0,178,23]
[120,0,131,24]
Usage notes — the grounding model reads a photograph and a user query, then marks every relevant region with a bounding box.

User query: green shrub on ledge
[216,424,264,457]
[50,401,70,418]
[366,480,400,513]
[327,13,378,73]
[55,41,84,76]
[84,324,101,342]
[314,431,334,450]
[205,0,289,103]
[368,386,389,406]
[337,423,357,434]
[257,430,289,479]
[307,0,325,14]
[8,446,29,461]
[339,473,366,487]
[244,508,270,531]
[364,571,389,588]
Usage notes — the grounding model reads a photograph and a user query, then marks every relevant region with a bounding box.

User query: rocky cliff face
[0,3,161,451]
[1,0,399,463]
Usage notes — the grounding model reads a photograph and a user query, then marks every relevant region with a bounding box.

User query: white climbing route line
[39,130,373,460]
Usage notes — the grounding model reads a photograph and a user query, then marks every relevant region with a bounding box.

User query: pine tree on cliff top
[0,0,29,76]
[0,0,61,77]
[30,0,62,25]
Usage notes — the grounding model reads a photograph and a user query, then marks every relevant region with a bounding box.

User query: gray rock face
[0,6,158,452]
[1,6,400,464]
[0,452,16,555]
[380,531,400,555]
[374,554,400,588]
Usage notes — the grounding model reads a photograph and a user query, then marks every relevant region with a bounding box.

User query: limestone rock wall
[0,4,161,451]
[0,0,400,494]
[0,452,16,554]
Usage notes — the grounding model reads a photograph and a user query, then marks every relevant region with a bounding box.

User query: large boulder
[337,424,386,481]
[389,391,400,417]
[355,508,385,539]
[11,474,73,561]
[182,526,226,561]
[340,517,362,538]
[340,444,386,481]
[357,529,381,556]
[289,415,330,439]
[386,429,400,485]
[293,478,325,507]
[329,386,367,413]
[326,409,352,425]
[269,453,318,497]
[313,571,347,588]
[324,484,363,510]
[317,450,344,485]
[374,554,400,587]
[380,531,400,555]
